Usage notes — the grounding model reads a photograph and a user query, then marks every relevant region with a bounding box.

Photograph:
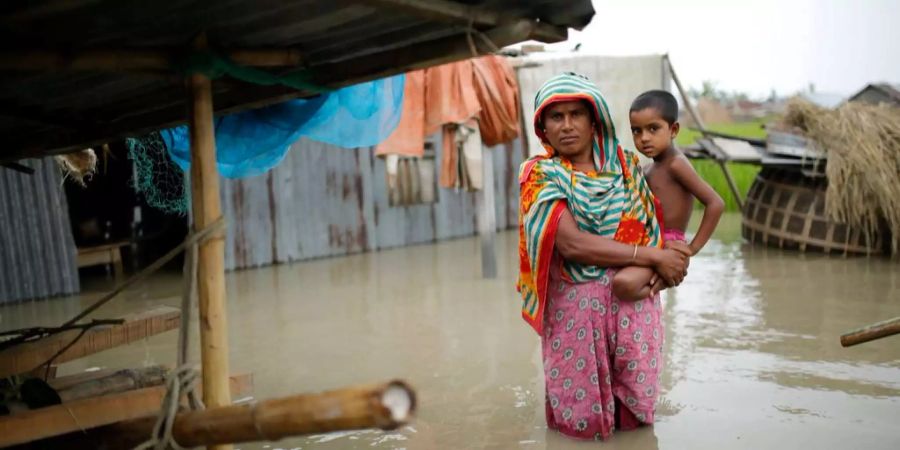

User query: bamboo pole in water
[840,316,900,347]
[187,33,232,450]
[109,380,416,448]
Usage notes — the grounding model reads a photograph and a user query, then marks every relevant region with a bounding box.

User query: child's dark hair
[630,90,679,125]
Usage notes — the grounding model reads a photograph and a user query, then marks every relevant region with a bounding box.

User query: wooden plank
[0,373,254,448]
[0,306,180,378]
[76,241,129,254]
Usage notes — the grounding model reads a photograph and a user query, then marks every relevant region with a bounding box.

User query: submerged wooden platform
[0,373,253,448]
[0,306,181,378]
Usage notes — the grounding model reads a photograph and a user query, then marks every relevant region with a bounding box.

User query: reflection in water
[0,213,897,449]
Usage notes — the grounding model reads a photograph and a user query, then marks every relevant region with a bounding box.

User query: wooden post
[716,159,745,210]
[476,145,497,279]
[665,54,744,210]
[187,34,232,450]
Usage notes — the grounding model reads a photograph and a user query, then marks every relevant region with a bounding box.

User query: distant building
[848,83,900,106]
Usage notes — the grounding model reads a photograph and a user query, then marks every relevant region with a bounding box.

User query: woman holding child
[517,73,691,440]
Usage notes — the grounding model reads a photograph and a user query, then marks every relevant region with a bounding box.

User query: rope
[133,365,205,450]
[134,213,213,450]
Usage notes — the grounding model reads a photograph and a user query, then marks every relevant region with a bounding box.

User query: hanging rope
[134,211,212,450]
[133,365,205,450]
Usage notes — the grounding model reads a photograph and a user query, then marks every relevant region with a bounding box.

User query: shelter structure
[0,1,595,448]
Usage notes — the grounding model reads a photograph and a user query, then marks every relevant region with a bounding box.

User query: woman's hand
[651,247,689,287]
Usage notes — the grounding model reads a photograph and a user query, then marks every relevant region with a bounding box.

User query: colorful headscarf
[517,73,662,334]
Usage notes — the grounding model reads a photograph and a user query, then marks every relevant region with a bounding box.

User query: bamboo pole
[56,366,169,403]
[110,380,416,448]
[187,33,232,450]
[840,316,900,347]
[664,54,744,210]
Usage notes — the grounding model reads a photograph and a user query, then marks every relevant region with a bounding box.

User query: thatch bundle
[782,98,900,255]
[54,148,97,186]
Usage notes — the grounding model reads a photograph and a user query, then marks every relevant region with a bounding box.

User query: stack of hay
[782,98,900,256]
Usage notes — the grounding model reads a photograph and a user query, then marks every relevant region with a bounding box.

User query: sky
[530,0,899,98]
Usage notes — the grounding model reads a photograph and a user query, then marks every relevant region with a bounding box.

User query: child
[613,90,725,300]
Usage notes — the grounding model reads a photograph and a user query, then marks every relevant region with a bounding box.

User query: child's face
[629,108,679,159]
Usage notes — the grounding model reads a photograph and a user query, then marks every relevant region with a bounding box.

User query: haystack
[781,98,900,255]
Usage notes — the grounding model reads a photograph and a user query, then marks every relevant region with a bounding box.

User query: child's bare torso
[645,154,694,232]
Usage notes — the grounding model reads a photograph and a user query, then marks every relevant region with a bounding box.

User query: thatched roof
[783,98,900,255]
[0,0,594,164]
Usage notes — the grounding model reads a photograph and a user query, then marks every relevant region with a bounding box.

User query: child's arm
[671,157,725,255]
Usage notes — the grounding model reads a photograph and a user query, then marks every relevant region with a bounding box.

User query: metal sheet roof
[0,0,594,163]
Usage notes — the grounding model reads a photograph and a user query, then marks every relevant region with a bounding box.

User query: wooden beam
[0,307,180,378]
[0,49,305,71]
[0,373,254,448]
[187,34,233,450]
[0,386,167,447]
[365,0,568,42]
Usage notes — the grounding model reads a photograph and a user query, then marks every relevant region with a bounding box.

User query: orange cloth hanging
[375,56,521,188]
[375,70,425,157]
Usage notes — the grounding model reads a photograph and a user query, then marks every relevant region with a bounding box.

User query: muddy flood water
[1,212,898,449]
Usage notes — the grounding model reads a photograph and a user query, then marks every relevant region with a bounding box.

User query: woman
[517,73,689,440]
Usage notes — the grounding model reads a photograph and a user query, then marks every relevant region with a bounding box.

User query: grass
[675,117,771,147]
[673,118,771,212]
[689,160,759,212]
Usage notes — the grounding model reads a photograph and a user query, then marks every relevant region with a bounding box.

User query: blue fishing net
[161,74,405,178]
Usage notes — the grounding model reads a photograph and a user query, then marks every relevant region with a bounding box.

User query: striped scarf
[517,73,662,334]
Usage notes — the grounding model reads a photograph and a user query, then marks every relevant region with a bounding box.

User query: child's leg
[612,266,655,301]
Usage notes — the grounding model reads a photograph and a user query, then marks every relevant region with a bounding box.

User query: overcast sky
[537,0,899,98]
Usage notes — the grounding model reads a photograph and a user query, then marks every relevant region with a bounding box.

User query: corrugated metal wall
[220,135,524,270]
[0,159,79,304]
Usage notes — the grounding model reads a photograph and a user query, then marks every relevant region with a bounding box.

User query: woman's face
[542,101,595,162]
